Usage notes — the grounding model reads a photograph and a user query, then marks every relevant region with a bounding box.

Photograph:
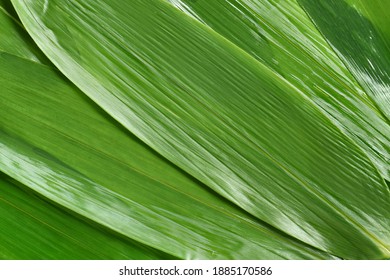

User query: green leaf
[0,2,49,63]
[164,0,390,181]
[298,0,390,121]
[11,0,390,259]
[0,52,333,259]
[0,172,170,259]
[0,2,332,259]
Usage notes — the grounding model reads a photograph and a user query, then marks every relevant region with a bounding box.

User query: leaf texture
[0,173,170,260]
[0,2,334,259]
[11,0,390,259]
[165,0,390,181]
[0,52,335,259]
[298,0,390,121]
[0,1,48,63]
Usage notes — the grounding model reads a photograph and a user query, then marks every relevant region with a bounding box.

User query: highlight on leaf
[0,0,389,260]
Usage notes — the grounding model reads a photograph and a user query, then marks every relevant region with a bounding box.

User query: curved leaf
[0,2,48,63]
[12,0,390,258]
[0,173,169,260]
[0,3,332,259]
[0,52,332,259]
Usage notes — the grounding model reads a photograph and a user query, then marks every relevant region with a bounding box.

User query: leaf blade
[0,173,170,260]
[11,0,390,258]
[298,0,390,121]
[0,2,49,63]
[0,52,332,259]
[165,0,390,181]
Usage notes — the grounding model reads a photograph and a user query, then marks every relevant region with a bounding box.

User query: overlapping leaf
[298,0,390,121]
[10,0,390,259]
[165,0,390,181]
[0,46,332,258]
[0,2,48,63]
[0,173,169,259]
[0,2,332,260]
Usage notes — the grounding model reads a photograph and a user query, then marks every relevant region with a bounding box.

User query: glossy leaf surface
[0,2,332,259]
[0,52,334,259]
[298,0,390,120]
[11,0,390,259]
[0,2,48,63]
[0,173,169,260]
[165,0,390,181]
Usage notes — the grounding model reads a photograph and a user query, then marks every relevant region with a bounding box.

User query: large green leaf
[298,0,390,121]
[0,173,169,259]
[0,52,333,259]
[0,2,332,260]
[11,0,390,259]
[165,0,390,181]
